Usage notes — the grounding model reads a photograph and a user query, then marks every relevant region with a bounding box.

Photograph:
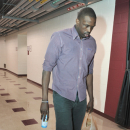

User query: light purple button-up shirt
[43,25,96,102]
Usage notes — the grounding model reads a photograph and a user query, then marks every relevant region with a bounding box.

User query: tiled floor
[0,70,129,130]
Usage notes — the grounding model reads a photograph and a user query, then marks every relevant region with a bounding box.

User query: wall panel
[18,35,27,75]
[105,0,129,118]
[6,34,18,74]
[0,37,6,68]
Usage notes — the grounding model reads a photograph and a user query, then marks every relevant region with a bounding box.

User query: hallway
[0,70,128,130]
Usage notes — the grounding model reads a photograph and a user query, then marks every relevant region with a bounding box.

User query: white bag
[82,113,98,130]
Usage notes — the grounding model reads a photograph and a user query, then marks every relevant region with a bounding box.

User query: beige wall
[0,37,6,68]
[88,0,116,112]
[0,0,116,113]
[6,34,18,73]
[0,34,27,74]
[18,35,27,75]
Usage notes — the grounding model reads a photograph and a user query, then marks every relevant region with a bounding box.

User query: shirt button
[78,76,80,79]
[80,58,82,60]
[81,48,82,51]
[79,67,81,69]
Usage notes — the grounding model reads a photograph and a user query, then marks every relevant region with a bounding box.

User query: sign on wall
[27,45,32,55]
[27,45,32,52]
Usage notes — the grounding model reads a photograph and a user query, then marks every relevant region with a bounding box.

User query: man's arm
[86,74,94,113]
[40,70,51,121]
[40,32,61,121]
[42,70,51,101]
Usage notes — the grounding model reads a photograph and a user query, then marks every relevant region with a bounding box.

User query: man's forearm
[87,85,93,101]
[86,74,94,101]
[42,70,51,101]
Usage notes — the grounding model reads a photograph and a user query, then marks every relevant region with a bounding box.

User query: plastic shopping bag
[81,113,98,130]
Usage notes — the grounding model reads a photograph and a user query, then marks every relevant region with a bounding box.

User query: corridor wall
[6,34,18,74]
[0,37,6,68]
[18,34,27,75]
[0,34,27,75]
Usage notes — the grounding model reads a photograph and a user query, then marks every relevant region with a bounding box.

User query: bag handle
[86,112,91,127]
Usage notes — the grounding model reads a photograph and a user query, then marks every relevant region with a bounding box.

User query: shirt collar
[72,25,79,40]
[72,25,90,40]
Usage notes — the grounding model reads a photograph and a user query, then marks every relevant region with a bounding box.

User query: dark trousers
[53,91,86,130]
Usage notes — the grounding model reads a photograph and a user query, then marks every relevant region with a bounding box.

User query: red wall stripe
[104,0,129,118]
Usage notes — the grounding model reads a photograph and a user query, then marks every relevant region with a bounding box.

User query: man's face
[76,15,96,38]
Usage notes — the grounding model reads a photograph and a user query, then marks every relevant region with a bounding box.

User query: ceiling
[0,0,102,37]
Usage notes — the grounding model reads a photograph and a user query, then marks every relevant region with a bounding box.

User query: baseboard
[27,78,52,92]
[27,79,42,89]
[93,109,115,122]
[0,68,6,70]
[7,69,27,77]
[0,68,27,77]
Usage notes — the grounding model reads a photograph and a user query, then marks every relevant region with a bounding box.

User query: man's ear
[76,19,80,25]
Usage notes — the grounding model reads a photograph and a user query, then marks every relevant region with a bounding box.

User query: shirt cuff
[43,66,52,72]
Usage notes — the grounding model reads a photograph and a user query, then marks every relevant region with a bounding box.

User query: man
[40,7,97,130]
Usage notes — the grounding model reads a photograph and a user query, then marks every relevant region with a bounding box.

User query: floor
[0,70,129,130]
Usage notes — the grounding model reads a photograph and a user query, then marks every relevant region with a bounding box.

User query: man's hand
[86,99,94,113]
[40,102,49,121]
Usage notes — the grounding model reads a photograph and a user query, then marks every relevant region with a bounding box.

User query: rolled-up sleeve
[88,41,96,74]
[43,32,61,71]
[88,57,94,74]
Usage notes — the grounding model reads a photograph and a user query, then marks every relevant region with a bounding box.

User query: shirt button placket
[77,40,83,91]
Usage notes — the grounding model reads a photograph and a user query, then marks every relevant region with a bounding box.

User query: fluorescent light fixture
[52,0,61,4]
[87,0,102,5]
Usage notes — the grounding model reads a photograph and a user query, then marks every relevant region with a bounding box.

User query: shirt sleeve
[88,57,94,74]
[43,32,61,71]
[88,39,97,74]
